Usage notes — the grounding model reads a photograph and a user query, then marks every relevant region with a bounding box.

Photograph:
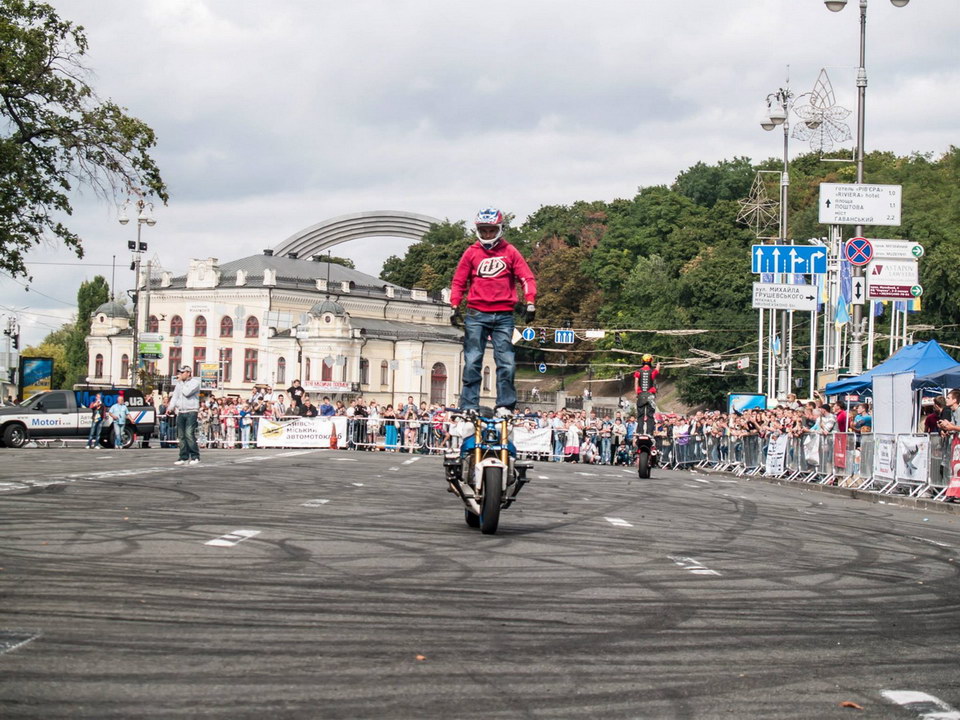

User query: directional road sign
[867,258,920,300]
[538,363,547,374]
[851,277,866,306]
[752,282,818,312]
[844,237,873,266]
[751,245,827,275]
[554,329,576,344]
[870,238,924,259]
[819,183,902,226]
[521,327,536,342]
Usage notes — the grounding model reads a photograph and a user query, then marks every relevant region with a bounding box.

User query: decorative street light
[824,0,911,375]
[119,197,157,385]
[760,86,794,400]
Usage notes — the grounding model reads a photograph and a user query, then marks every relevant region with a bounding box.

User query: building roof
[166,252,440,303]
[354,317,461,343]
[94,301,131,318]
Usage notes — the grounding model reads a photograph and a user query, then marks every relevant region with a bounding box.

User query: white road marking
[301,499,329,507]
[0,631,40,656]
[668,555,721,576]
[908,536,952,549]
[881,690,960,719]
[692,478,711,484]
[205,529,260,547]
[352,482,364,487]
[576,471,597,477]
[334,457,358,462]
[714,479,738,484]
[536,475,550,480]
[388,466,400,472]
[401,457,421,465]
[276,450,319,457]
[603,473,620,478]
[604,517,633,528]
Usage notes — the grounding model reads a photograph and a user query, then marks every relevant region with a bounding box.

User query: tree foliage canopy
[0,0,168,277]
[381,147,959,407]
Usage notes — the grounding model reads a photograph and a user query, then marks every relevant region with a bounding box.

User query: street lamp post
[119,198,157,386]
[761,87,793,400]
[824,0,911,374]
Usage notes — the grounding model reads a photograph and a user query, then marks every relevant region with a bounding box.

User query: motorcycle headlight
[483,427,500,444]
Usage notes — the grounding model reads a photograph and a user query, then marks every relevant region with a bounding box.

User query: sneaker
[188,459,200,465]
[174,460,187,466]
[494,406,513,419]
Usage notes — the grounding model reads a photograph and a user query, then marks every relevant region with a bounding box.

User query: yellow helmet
[642,353,653,363]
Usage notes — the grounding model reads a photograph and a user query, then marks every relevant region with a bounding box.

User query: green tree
[63,275,109,386]
[380,221,472,291]
[672,157,756,208]
[0,0,168,278]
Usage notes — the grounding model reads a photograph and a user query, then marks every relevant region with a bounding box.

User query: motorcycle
[443,408,532,534]
[634,433,658,478]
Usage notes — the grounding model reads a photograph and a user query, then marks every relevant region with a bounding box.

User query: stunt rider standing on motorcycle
[450,208,537,416]
[634,354,661,435]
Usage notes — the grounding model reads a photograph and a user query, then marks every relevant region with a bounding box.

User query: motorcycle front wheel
[479,467,503,535]
[465,509,480,528]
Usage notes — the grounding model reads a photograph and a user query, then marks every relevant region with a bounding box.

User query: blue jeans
[87,419,102,447]
[113,422,125,448]
[177,411,200,461]
[461,309,516,410]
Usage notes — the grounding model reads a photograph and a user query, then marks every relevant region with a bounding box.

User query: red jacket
[450,241,536,312]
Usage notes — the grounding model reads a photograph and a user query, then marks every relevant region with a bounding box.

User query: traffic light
[7,369,14,383]
[128,240,136,250]
[138,241,148,252]
[11,333,18,350]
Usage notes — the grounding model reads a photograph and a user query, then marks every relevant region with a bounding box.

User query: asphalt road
[1,447,959,719]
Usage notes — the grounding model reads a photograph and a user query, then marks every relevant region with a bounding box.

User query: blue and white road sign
[521,326,536,342]
[554,329,575,344]
[538,363,547,373]
[751,245,827,275]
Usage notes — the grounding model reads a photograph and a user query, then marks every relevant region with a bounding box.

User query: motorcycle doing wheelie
[443,408,533,534]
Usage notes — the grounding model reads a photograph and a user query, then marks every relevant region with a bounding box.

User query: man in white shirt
[169,365,202,465]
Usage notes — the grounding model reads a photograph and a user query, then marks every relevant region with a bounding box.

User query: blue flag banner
[873,300,884,317]
[839,259,852,305]
[835,301,850,328]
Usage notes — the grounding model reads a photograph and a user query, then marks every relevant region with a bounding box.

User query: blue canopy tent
[824,340,958,397]
[912,363,960,390]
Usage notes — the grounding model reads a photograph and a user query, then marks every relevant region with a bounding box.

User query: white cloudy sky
[3,0,958,346]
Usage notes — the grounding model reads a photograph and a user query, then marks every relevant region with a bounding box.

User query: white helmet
[474,207,504,248]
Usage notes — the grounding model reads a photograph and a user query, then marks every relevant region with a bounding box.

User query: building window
[194,315,207,337]
[170,315,183,336]
[277,356,286,385]
[245,316,259,338]
[148,315,159,332]
[380,360,389,386]
[220,348,232,383]
[482,366,490,392]
[244,349,258,382]
[359,357,369,385]
[120,354,129,380]
[193,346,206,376]
[430,362,447,405]
[322,357,332,382]
[95,353,104,378]
[168,347,182,377]
[305,357,311,382]
[220,316,233,337]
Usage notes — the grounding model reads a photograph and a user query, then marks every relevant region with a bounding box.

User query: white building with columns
[86,250,498,408]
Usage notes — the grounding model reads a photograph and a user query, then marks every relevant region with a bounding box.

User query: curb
[702,467,960,516]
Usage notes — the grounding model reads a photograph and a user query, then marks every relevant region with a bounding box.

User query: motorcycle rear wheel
[637,450,651,479]
[479,467,502,535]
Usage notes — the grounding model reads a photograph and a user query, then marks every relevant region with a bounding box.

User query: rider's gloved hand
[450,307,463,327]
[524,304,536,323]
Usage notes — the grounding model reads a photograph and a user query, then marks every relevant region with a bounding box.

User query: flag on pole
[873,300,884,317]
[772,335,781,355]
[835,301,850,329]
[839,260,852,305]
